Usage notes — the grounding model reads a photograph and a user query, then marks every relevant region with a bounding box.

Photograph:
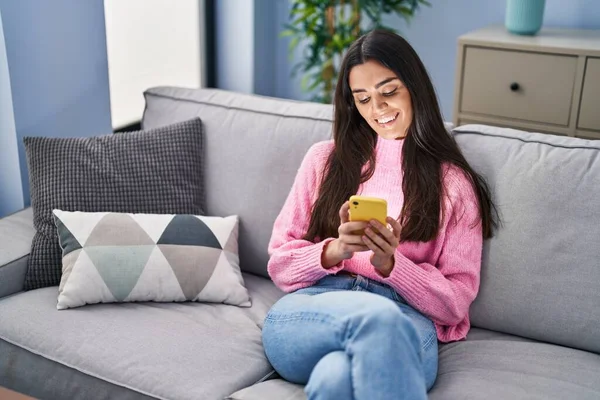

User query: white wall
[104,0,206,129]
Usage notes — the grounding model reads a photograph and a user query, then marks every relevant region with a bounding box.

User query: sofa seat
[0,273,284,400]
[228,328,600,400]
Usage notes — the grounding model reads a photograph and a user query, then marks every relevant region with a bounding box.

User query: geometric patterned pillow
[52,210,251,310]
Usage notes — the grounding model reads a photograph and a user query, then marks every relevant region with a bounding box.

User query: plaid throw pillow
[24,118,204,290]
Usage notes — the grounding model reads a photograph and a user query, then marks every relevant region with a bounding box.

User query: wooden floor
[0,386,36,400]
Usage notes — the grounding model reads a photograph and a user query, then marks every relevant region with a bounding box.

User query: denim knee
[305,351,353,400]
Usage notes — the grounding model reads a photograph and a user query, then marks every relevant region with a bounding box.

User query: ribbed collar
[375,135,404,168]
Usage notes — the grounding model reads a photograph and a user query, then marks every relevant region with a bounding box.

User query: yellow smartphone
[348,195,388,235]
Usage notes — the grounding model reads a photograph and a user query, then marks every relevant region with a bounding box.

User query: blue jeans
[262,274,438,400]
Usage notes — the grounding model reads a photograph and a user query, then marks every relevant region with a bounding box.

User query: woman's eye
[358,97,370,104]
[382,88,397,97]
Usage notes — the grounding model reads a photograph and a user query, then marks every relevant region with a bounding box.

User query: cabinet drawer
[460,47,578,126]
[577,58,600,131]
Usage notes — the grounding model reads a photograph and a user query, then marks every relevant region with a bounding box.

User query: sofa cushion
[453,125,600,354]
[52,211,250,309]
[0,273,284,400]
[0,340,156,400]
[228,328,600,400]
[429,328,600,400]
[23,118,205,290]
[141,87,334,278]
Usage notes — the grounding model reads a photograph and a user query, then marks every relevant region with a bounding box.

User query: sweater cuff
[286,238,345,284]
[383,250,430,304]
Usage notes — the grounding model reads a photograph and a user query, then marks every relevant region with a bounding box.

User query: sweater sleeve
[382,167,483,338]
[267,142,345,292]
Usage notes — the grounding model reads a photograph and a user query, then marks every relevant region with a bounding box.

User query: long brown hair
[304,30,497,242]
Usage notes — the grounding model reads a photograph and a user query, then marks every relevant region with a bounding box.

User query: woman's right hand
[322,201,369,268]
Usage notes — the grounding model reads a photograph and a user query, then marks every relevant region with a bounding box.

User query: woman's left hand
[362,217,401,277]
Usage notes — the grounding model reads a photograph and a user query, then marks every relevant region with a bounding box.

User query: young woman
[262,29,497,400]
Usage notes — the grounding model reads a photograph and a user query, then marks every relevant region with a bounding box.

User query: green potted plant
[282,0,430,103]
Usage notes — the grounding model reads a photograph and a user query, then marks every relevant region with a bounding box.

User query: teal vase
[505,0,546,36]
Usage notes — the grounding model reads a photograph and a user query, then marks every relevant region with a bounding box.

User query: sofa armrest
[0,208,34,298]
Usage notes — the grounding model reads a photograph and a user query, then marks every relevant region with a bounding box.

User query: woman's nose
[372,97,387,112]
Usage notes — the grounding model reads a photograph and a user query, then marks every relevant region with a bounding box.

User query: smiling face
[348,60,413,140]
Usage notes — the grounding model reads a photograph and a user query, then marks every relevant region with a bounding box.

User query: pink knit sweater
[267,137,483,342]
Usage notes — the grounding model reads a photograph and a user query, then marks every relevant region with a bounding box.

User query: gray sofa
[1,87,599,400]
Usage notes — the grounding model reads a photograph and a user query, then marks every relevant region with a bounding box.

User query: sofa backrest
[453,125,600,354]
[142,87,333,278]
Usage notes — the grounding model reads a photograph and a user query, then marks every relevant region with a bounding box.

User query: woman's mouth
[375,113,399,128]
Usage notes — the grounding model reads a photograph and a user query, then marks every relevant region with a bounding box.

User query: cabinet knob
[510,82,520,92]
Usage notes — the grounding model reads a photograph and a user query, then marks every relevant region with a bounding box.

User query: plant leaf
[289,36,301,53]
[280,29,296,38]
